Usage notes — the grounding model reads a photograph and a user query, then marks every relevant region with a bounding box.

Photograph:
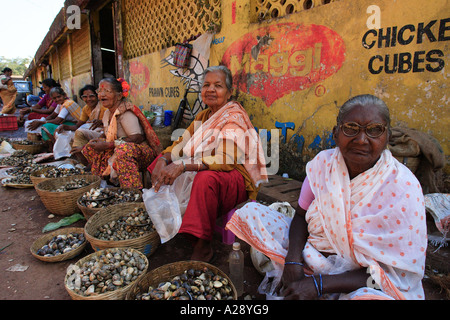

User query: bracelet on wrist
[284,261,304,267]
[181,160,186,172]
[158,157,169,165]
[307,274,323,298]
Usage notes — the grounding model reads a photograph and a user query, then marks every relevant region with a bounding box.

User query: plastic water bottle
[229,242,244,297]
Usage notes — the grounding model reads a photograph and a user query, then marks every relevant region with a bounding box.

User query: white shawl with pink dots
[227,148,427,300]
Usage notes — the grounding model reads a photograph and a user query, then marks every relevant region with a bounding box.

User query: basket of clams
[35,175,101,216]
[77,187,143,220]
[64,247,148,300]
[126,261,237,300]
[30,166,86,186]
[30,228,87,262]
[1,164,50,189]
[84,202,160,257]
[11,139,44,155]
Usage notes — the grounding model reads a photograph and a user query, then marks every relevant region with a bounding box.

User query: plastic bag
[257,261,284,300]
[24,118,46,133]
[53,131,75,160]
[142,172,196,243]
[0,140,15,155]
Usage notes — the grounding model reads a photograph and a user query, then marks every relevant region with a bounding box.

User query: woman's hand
[56,124,67,134]
[27,120,43,131]
[88,139,112,152]
[152,161,184,192]
[89,119,103,130]
[280,264,306,290]
[282,276,319,300]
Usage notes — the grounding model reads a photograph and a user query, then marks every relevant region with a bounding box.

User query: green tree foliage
[0,56,32,76]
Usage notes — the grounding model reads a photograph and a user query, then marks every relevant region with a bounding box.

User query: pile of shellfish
[79,188,142,208]
[0,150,34,167]
[39,167,86,178]
[37,233,85,257]
[3,164,50,186]
[2,175,32,185]
[65,248,147,297]
[136,267,234,300]
[95,207,154,241]
[53,178,91,192]
[13,139,37,145]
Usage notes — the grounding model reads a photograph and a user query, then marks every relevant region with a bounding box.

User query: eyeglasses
[81,94,97,99]
[340,122,387,138]
[96,89,114,95]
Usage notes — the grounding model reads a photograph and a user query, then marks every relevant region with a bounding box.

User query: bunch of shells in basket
[136,267,234,300]
[53,178,91,192]
[79,188,142,209]
[36,233,86,257]
[0,150,34,167]
[65,248,147,297]
[2,174,33,185]
[95,207,154,241]
[6,164,50,176]
[39,167,86,178]
[13,139,35,145]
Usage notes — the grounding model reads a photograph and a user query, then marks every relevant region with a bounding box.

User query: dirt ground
[0,112,447,301]
[0,185,267,300]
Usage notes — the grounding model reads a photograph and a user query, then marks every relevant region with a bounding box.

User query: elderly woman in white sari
[227,94,427,300]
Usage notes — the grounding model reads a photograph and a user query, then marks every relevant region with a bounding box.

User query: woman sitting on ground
[82,78,161,189]
[0,67,17,115]
[19,78,59,122]
[56,84,106,164]
[148,66,267,262]
[227,94,427,300]
[27,87,83,149]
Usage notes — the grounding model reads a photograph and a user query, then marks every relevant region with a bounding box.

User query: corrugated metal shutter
[59,39,71,80]
[71,21,91,76]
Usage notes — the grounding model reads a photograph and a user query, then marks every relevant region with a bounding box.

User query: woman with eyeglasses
[81,78,161,189]
[227,94,427,300]
[56,85,106,164]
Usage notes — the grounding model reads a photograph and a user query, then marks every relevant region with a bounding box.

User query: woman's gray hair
[49,86,67,97]
[203,65,233,91]
[99,78,123,95]
[337,94,391,128]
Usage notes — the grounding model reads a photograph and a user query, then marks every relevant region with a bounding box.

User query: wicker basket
[77,187,143,220]
[35,174,101,216]
[30,167,53,186]
[64,247,149,300]
[84,202,160,256]
[11,141,44,155]
[27,133,41,142]
[30,227,87,262]
[125,261,238,300]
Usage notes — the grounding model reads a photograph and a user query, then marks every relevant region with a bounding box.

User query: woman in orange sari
[0,68,17,115]
[82,78,161,189]
[149,66,268,262]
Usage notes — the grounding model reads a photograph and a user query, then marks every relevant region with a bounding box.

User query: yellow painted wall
[125,0,449,169]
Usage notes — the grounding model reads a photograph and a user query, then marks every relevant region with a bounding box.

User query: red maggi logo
[129,61,150,98]
[222,23,346,106]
